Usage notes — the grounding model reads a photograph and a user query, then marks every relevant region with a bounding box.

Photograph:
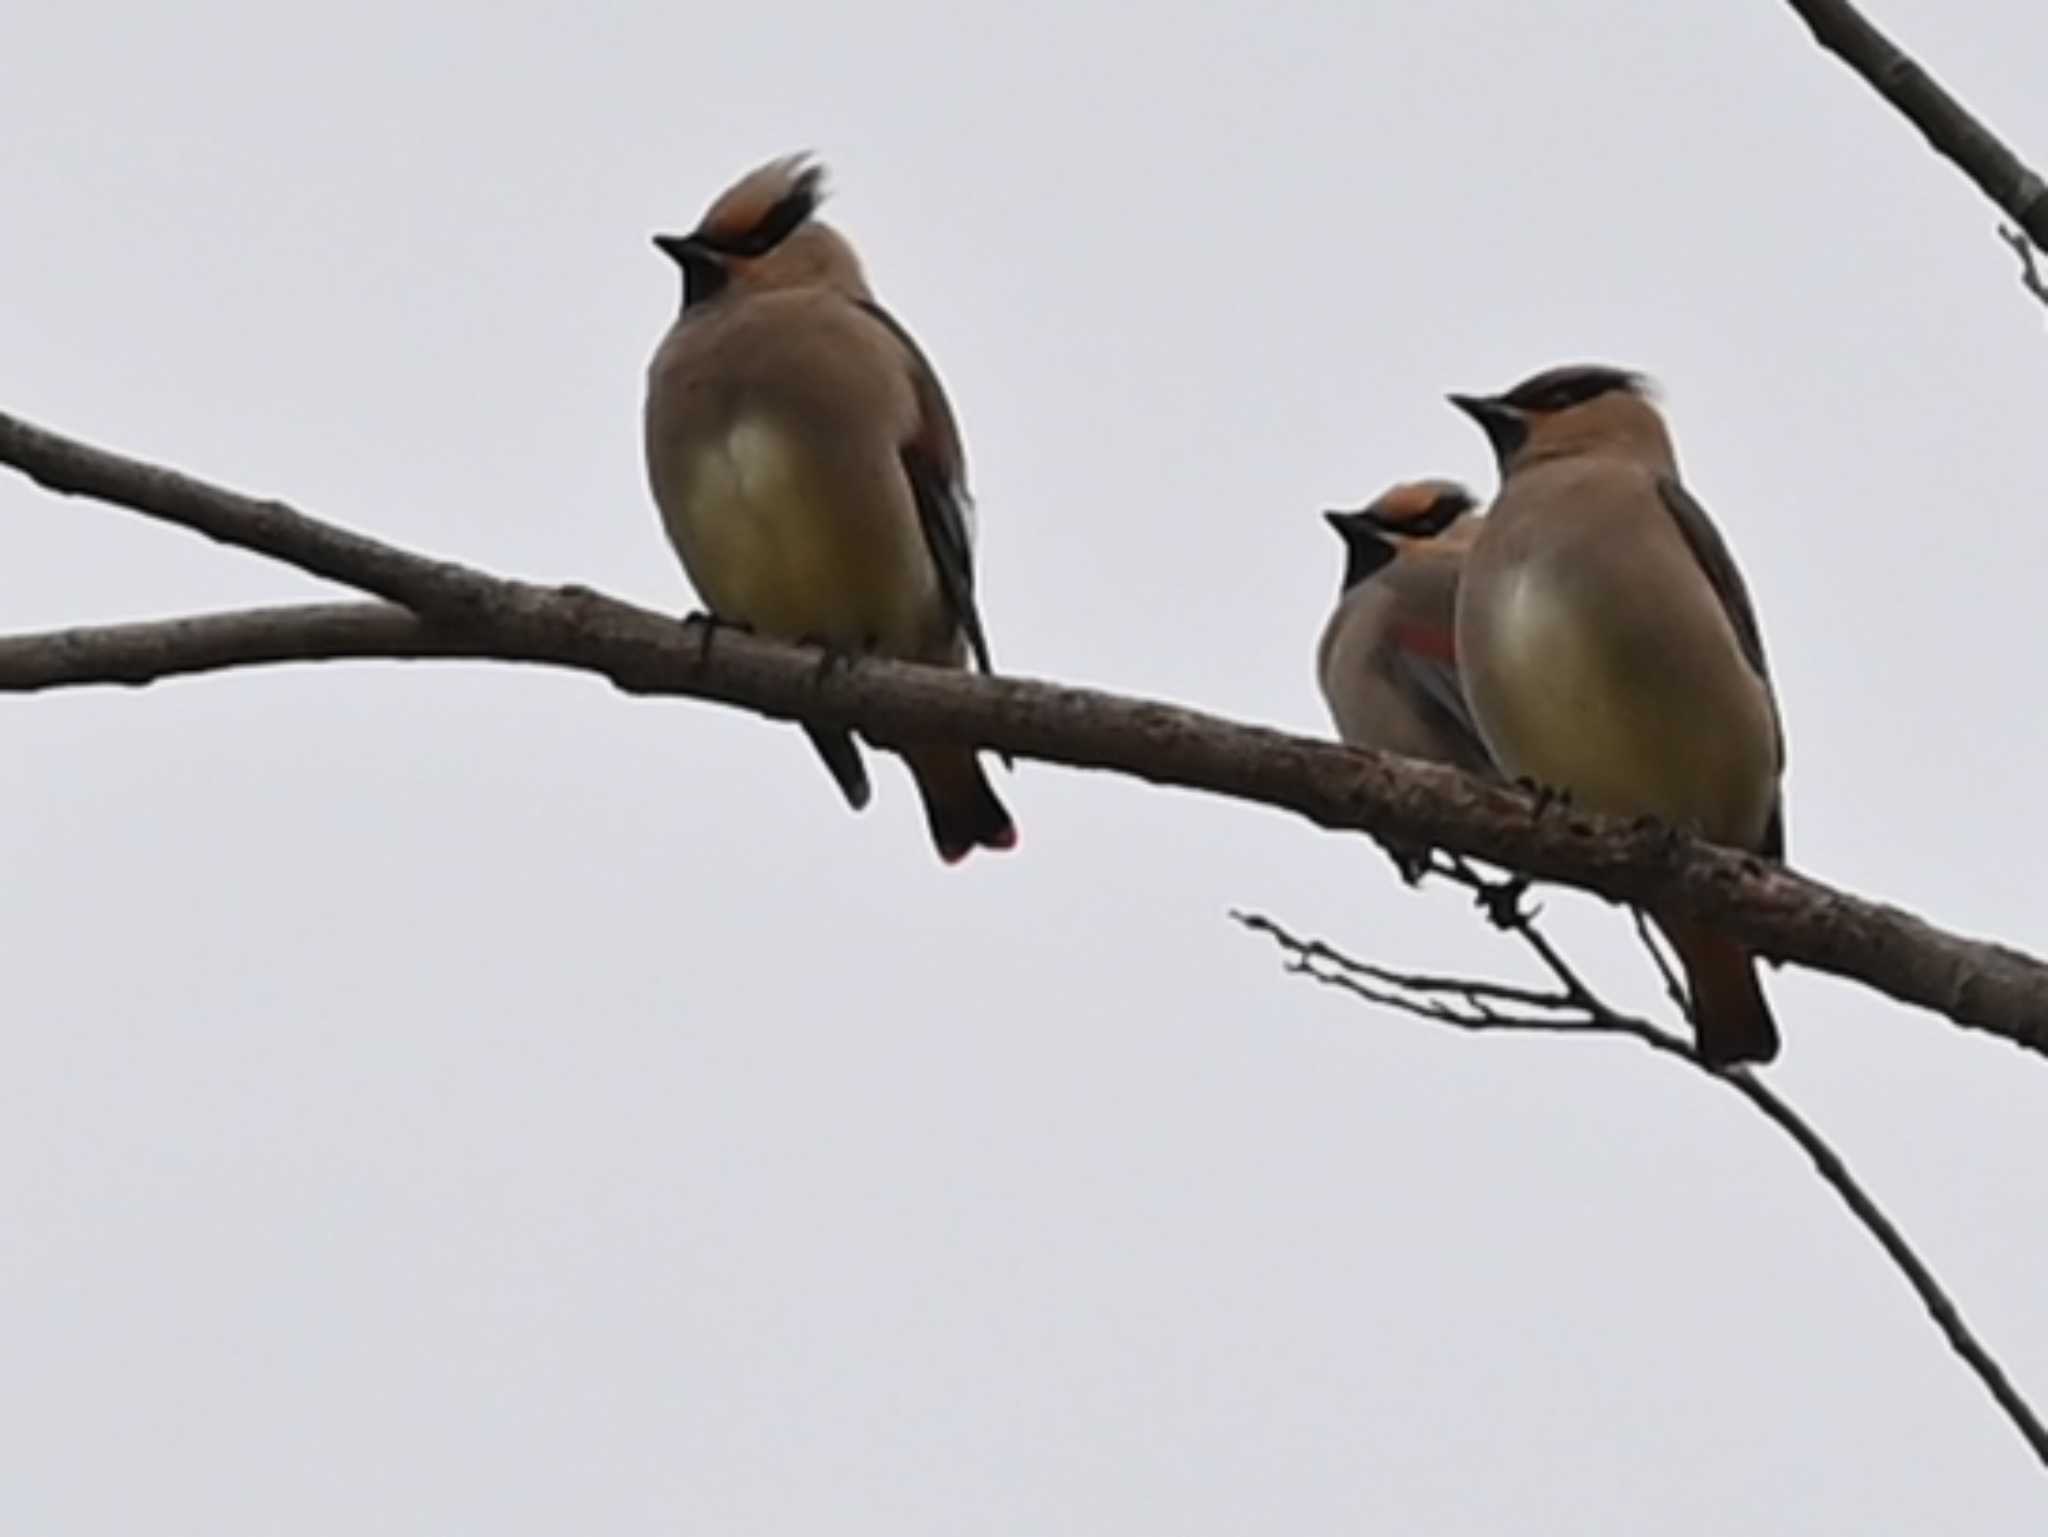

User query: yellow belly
[1472,569,1773,845]
[661,417,928,652]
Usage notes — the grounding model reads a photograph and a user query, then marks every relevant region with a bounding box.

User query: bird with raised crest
[644,156,1014,863]
[1450,365,1787,1066]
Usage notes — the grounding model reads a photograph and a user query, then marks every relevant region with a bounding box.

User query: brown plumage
[643,156,1012,862]
[1450,365,1785,1066]
[1317,479,1496,778]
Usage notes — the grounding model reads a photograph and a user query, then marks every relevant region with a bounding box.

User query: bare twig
[5,409,2048,1060]
[1231,911,1588,1029]
[1236,902,2048,1473]
[1232,916,1577,1014]
[1998,225,2048,311]
[1631,909,1694,1019]
[1786,0,2048,248]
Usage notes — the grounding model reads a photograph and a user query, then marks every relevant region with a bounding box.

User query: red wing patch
[1391,620,1457,665]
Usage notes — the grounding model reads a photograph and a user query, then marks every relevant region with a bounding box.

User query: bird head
[653,155,870,309]
[1323,479,1478,590]
[1449,364,1672,473]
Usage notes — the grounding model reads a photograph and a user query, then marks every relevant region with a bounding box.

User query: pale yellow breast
[1465,561,1776,846]
[1475,567,1636,790]
[655,414,934,652]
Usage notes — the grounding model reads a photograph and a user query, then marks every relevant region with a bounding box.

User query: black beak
[653,232,728,308]
[1447,392,1527,465]
[1323,508,1395,588]
[652,232,698,265]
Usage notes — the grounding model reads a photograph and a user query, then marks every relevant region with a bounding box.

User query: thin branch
[1720,1061,2048,1471]
[1237,905,2048,1474]
[1232,915,1580,1014]
[1786,0,2048,249]
[1631,908,1694,1019]
[5,411,2048,1062]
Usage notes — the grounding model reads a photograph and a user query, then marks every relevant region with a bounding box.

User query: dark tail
[803,725,871,812]
[904,746,1016,864]
[1656,911,1780,1068]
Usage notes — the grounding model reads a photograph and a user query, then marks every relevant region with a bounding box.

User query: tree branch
[0,409,510,622]
[0,603,467,685]
[1236,891,2048,1474]
[5,408,2048,1062]
[1786,0,2048,250]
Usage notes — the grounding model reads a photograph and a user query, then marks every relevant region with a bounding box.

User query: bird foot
[801,635,865,687]
[1628,812,1687,856]
[1516,776,1574,819]
[686,610,749,667]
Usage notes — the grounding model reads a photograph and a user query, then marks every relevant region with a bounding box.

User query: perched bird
[1449,365,1786,1066]
[643,156,1014,862]
[1317,478,1496,779]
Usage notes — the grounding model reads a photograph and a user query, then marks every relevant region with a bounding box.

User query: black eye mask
[1499,364,1645,414]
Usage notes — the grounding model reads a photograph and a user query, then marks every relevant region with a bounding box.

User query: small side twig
[1631,909,1694,1020]
[1232,910,1593,1035]
[1998,225,2048,311]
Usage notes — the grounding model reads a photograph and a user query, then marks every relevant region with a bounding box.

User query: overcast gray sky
[5,0,2048,1530]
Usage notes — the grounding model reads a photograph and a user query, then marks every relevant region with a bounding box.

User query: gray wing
[1396,648,1498,779]
[1656,475,1786,859]
[855,299,992,676]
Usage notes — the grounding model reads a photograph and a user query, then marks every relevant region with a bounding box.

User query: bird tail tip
[1662,913,1780,1068]
[909,747,1016,865]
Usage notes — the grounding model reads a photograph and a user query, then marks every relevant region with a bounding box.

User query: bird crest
[693,154,828,257]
